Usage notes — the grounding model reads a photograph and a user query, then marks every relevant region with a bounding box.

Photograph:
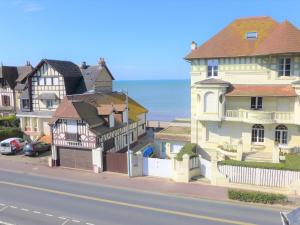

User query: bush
[0,128,23,141]
[219,156,300,171]
[176,143,197,161]
[228,189,287,204]
[0,115,19,127]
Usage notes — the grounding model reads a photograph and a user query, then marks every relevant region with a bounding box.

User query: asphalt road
[0,169,285,225]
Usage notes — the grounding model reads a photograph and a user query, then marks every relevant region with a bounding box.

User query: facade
[0,63,32,116]
[50,92,147,171]
[186,17,300,161]
[16,58,114,141]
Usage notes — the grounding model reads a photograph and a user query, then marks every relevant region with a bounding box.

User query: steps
[243,151,273,163]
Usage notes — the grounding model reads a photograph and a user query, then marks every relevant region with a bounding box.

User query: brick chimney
[191,41,197,50]
[98,57,106,67]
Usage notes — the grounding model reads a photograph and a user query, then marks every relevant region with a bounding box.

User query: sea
[113,80,190,121]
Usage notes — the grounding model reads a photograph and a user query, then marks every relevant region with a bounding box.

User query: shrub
[0,128,23,141]
[0,115,19,127]
[228,189,287,204]
[176,143,197,161]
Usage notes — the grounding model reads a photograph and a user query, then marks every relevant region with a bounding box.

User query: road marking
[0,203,5,206]
[32,210,41,214]
[21,208,29,212]
[0,205,8,212]
[61,219,70,225]
[0,221,15,225]
[58,216,67,220]
[0,181,257,225]
[45,213,53,217]
[72,220,80,223]
[9,205,17,209]
[86,223,95,225]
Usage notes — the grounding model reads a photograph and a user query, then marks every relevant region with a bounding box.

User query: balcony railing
[65,132,79,141]
[225,109,294,124]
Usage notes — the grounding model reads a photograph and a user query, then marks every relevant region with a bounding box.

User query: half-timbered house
[0,63,32,116]
[50,92,147,172]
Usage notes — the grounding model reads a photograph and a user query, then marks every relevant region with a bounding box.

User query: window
[251,97,262,110]
[252,124,264,143]
[2,95,10,106]
[246,32,258,40]
[278,58,291,76]
[207,59,218,77]
[204,92,217,113]
[39,78,45,86]
[46,77,52,86]
[46,100,53,108]
[131,132,134,142]
[22,99,30,109]
[53,77,59,85]
[275,125,288,145]
[104,138,115,151]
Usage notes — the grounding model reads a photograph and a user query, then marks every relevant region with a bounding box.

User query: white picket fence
[218,165,300,188]
[143,157,172,178]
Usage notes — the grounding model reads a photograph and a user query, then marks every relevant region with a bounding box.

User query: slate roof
[29,59,87,95]
[0,66,19,89]
[186,16,300,59]
[226,84,297,97]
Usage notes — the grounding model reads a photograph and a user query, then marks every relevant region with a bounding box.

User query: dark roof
[0,66,19,89]
[81,64,114,91]
[16,65,33,82]
[195,78,231,85]
[29,59,87,95]
[185,16,300,59]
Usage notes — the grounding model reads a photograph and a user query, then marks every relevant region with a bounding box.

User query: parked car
[0,138,27,155]
[23,142,51,156]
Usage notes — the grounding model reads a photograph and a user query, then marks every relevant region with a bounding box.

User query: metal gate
[58,147,93,170]
[143,157,172,178]
[103,152,128,174]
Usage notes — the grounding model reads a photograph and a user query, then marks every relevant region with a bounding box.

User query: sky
[0,0,300,80]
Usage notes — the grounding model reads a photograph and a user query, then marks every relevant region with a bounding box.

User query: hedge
[228,189,287,204]
[219,156,300,171]
[0,115,19,127]
[176,143,197,161]
[0,128,23,142]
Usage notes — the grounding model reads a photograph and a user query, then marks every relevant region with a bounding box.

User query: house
[49,92,147,172]
[186,16,300,162]
[154,119,190,159]
[16,58,114,141]
[0,62,33,116]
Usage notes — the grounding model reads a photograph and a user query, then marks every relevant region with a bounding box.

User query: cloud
[23,3,43,12]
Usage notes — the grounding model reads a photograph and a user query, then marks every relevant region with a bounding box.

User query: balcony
[225,109,294,124]
[65,132,79,141]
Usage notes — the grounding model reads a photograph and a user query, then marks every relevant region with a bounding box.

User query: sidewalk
[0,157,228,201]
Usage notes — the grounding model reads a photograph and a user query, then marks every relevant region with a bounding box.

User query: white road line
[0,203,5,206]
[0,220,15,225]
[61,219,70,225]
[86,223,95,225]
[32,210,41,214]
[72,219,80,223]
[21,208,29,212]
[9,205,17,209]
[0,205,8,212]
[45,213,53,217]
[58,216,67,220]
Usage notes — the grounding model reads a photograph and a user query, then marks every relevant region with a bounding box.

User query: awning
[38,93,58,100]
[226,85,297,97]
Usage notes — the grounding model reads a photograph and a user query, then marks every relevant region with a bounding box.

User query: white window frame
[275,125,288,145]
[251,97,263,110]
[46,77,52,86]
[53,77,59,85]
[38,77,45,86]
[207,59,218,77]
[46,100,53,108]
[252,124,264,143]
[246,32,258,40]
[278,57,291,77]
[66,120,77,134]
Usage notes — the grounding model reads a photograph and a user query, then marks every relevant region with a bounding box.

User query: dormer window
[246,32,258,40]
[207,59,218,77]
[278,57,291,76]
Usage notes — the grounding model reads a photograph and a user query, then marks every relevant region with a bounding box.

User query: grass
[219,154,300,171]
[228,189,287,204]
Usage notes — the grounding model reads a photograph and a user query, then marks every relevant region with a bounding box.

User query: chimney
[81,61,87,69]
[191,41,197,50]
[98,57,106,67]
[26,61,31,66]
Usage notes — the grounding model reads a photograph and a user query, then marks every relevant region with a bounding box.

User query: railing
[225,110,293,123]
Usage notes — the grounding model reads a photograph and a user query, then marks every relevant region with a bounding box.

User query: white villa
[186,16,300,162]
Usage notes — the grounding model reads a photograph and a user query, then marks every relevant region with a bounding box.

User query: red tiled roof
[226,84,297,97]
[185,16,300,59]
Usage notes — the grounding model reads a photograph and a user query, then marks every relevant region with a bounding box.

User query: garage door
[58,148,92,170]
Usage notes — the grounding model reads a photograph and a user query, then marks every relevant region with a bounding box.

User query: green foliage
[0,128,23,141]
[0,115,19,127]
[176,143,197,161]
[219,155,300,171]
[228,189,287,204]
